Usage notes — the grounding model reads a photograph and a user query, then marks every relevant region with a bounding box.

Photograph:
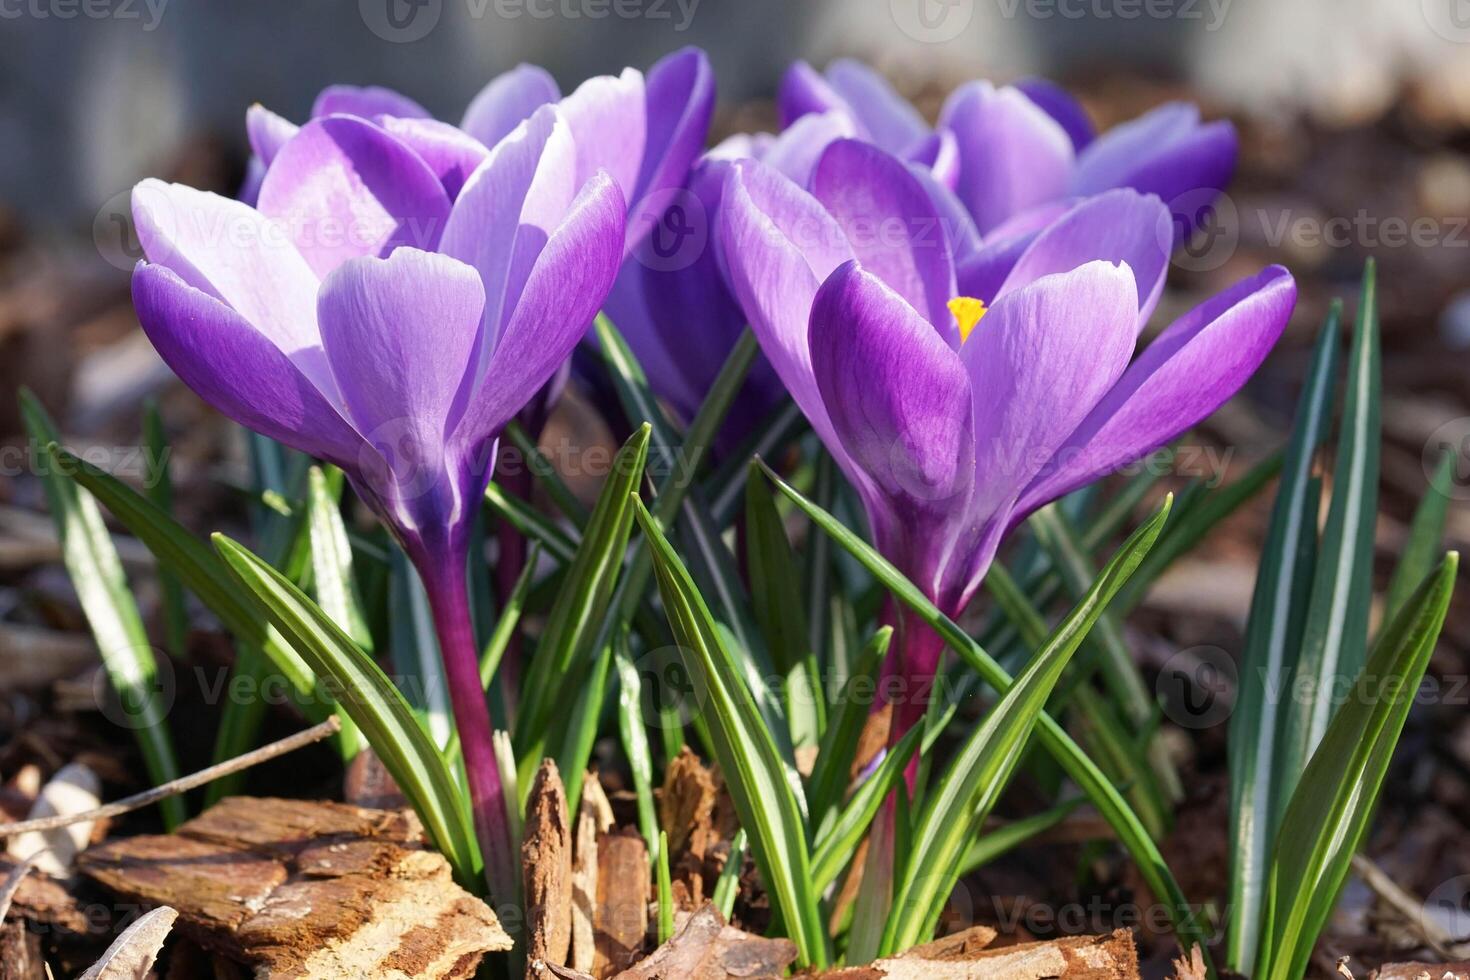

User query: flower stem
[419,551,518,910]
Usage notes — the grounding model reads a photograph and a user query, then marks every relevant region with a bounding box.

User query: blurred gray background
[3,0,1470,229]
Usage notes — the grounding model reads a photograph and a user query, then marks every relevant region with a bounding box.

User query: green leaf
[504,421,592,529]
[1225,304,1341,972]
[306,467,373,651]
[1281,262,1381,784]
[480,542,540,691]
[810,724,922,892]
[20,392,184,829]
[882,496,1173,953]
[713,828,747,921]
[550,640,613,817]
[615,635,661,863]
[213,534,481,887]
[142,401,188,661]
[958,797,1086,877]
[656,829,674,945]
[482,480,578,565]
[1259,553,1457,980]
[516,424,651,759]
[1381,447,1454,629]
[745,461,824,750]
[758,460,1210,965]
[807,626,891,825]
[634,496,828,968]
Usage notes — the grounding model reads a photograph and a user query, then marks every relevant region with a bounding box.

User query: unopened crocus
[779,59,1236,238]
[130,104,626,901]
[720,139,1294,740]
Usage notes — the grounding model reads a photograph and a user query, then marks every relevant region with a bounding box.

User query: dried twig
[0,717,341,839]
[1352,853,1468,960]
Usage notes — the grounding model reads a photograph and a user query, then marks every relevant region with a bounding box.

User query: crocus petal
[439,105,576,365]
[311,84,430,120]
[131,179,331,390]
[718,160,854,457]
[809,261,974,549]
[132,263,360,465]
[559,68,646,204]
[909,129,959,190]
[374,116,490,199]
[777,60,849,130]
[810,139,957,334]
[1017,265,1295,515]
[453,171,626,453]
[1014,77,1094,152]
[998,189,1172,328]
[257,115,452,279]
[460,63,560,149]
[961,260,1138,522]
[954,199,1074,301]
[940,81,1076,235]
[708,131,774,162]
[633,47,715,207]
[760,111,858,190]
[246,104,299,169]
[1072,103,1238,220]
[909,162,981,265]
[825,58,929,156]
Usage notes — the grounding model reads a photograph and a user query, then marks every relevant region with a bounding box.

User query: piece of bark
[899,925,998,961]
[343,746,407,811]
[571,772,605,974]
[1372,965,1470,979]
[524,761,573,975]
[1169,945,1209,980]
[0,919,46,980]
[0,853,91,933]
[79,796,509,979]
[659,749,717,859]
[821,929,1139,979]
[617,904,796,980]
[593,828,649,978]
[580,774,615,836]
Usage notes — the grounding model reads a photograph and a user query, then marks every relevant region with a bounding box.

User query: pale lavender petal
[440,105,576,366]
[560,68,646,204]
[961,260,1137,522]
[312,84,430,120]
[453,171,626,453]
[1017,265,1295,515]
[316,249,484,516]
[634,47,715,203]
[132,263,360,465]
[777,60,849,130]
[257,115,452,280]
[131,179,330,390]
[246,104,299,169]
[374,116,489,199]
[708,132,774,162]
[909,129,959,190]
[998,189,1172,328]
[954,198,1075,302]
[1072,103,1237,220]
[825,58,929,156]
[940,81,1076,235]
[718,160,854,460]
[810,139,956,332]
[809,261,973,540]
[460,63,560,149]
[761,111,859,190]
[910,163,981,265]
[1014,77,1094,151]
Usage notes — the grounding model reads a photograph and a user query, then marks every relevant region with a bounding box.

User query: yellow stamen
[948,296,989,343]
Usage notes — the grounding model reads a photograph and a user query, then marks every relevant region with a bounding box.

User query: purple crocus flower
[719,138,1294,741]
[779,59,1236,238]
[130,104,626,901]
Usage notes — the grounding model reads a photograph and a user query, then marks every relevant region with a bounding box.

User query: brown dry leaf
[5,762,100,878]
[523,760,573,973]
[78,905,178,980]
[614,904,795,980]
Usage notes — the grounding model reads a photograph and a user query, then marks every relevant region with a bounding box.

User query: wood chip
[524,760,573,974]
[1372,965,1470,979]
[571,771,606,974]
[820,929,1139,979]
[592,828,648,978]
[1169,944,1210,980]
[0,918,46,980]
[617,904,796,980]
[659,748,716,859]
[79,796,509,979]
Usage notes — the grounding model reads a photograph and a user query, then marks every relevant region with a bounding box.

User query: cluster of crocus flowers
[719,138,1295,740]
[128,49,1293,900]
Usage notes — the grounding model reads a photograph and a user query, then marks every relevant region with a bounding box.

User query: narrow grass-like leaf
[483,480,578,564]
[713,828,746,921]
[516,424,650,758]
[1381,447,1454,629]
[808,626,891,824]
[1258,553,1457,980]
[551,640,612,816]
[810,724,922,892]
[615,637,661,862]
[746,461,824,749]
[759,460,1209,963]
[958,797,1086,877]
[1282,263,1381,782]
[1225,305,1340,972]
[305,467,372,650]
[21,393,184,829]
[480,542,540,690]
[213,534,481,887]
[142,401,188,661]
[656,829,674,944]
[882,496,1172,953]
[634,496,827,967]
[505,420,592,529]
